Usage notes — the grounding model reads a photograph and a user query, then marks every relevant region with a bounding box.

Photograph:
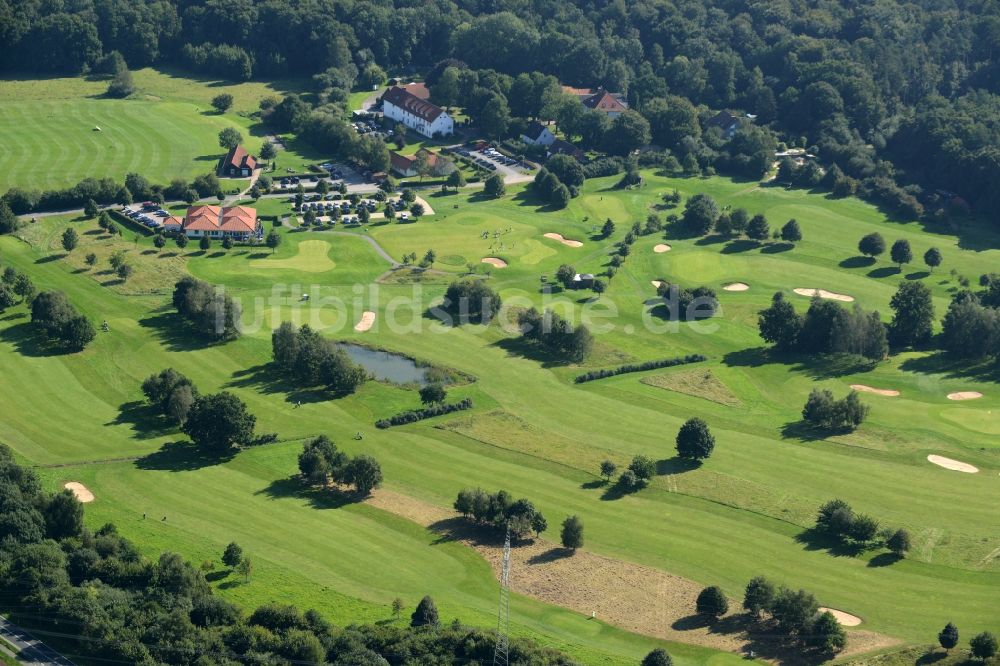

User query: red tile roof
[223,145,257,171]
[389,148,439,175]
[402,82,430,100]
[182,205,258,234]
[382,86,445,123]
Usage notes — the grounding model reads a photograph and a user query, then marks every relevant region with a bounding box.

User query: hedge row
[574,354,707,383]
[108,209,155,236]
[375,398,474,428]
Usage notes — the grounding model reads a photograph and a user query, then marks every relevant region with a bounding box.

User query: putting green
[249,240,336,273]
[940,408,1000,435]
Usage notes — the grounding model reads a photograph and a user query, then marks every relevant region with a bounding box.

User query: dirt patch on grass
[653,244,671,253]
[793,288,855,302]
[850,384,900,397]
[927,454,979,473]
[365,488,900,660]
[481,257,507,268]
[947,391,983,401]
[64,482,94,503]
[543,232,583,248]
[641,369,742,407]
[354,311,376,332]
[723,282,749,291]
[820,608,862,626]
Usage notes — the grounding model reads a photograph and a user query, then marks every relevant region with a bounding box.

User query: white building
[382,86,454,139]
[521,121,556,146]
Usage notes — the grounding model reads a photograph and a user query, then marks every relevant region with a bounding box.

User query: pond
[339,343,429,386]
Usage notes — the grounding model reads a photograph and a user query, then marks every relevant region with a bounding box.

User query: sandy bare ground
[927,454,979,473]
[354,311,376,332]
[793,288,855,302]
[850,384,900,397]
[820,608,862,627]
[64,482,94,503]
[947,391,983,401]
[723,282,750,292]
[654,244,672,253]
[412,196,435,216]
[365,488,899,660]
[543,232,583,248]
[481,257,507,268]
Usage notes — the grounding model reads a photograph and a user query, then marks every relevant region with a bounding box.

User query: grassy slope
[0,68,318,191]
[2,172,999,662]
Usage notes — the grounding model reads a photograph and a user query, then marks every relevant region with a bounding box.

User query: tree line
[0,443,575,665]
[298,435,382,496]
[758,292,888,362]
[172,276,242,342]
[271,321,368,395]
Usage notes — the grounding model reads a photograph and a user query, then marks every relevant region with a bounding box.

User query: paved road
[0,616,76,665]
[326,231,399,266]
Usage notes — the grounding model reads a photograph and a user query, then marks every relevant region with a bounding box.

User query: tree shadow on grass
[0,322,71,357]
[789,352,876,380]
[694,234,728,246]
[138,312,214,352]
[526,547,574,565]
[868,552,902,568]
[838,256,875,269]
[35,254,67,264]
[867,266,901,279]
[760,242,794,254]
[580,479,605,490]
[721,240,758,254]
[492,336,571,369]
[428,516,506,548]
[226,363,336,404]
[780,421,834,443]
[205,570,229,582]
[721,346,773,369]
[899,352,1000,382]
[656,456,700,474]
[106,400,178,439]
[794,527,868,558]
[915,651,949,665]
[134,440,236,472]
[255,476,358,510]
[905,270,930,281]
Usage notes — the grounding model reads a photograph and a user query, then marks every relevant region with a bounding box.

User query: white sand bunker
[793,288,855,302]
[948,391,983,401]
[723,282,749,292]
[481,257,507,268]
[64,482,94,503]
[543,232,583,248]
[653,244,671,253]
[850,384,900,397]
[354,311,376,332]
[927,454,979,473]
[819,608,862,627]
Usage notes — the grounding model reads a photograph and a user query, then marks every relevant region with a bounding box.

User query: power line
[492,525,511,666]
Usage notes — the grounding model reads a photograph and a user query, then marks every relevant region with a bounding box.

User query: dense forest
[3,0,1000,219]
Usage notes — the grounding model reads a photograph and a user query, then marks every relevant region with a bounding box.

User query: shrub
[375,398,473,428]
[574,354,706,383]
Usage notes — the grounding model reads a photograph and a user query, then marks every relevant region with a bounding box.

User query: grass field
[0,68,316,192]
[2,171,1000,664]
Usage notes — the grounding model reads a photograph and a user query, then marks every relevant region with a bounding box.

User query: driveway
[0,616,76,665]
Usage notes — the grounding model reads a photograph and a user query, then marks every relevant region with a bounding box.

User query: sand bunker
[723,282,749,292]
[354,311,376,332]
[927,454,979,473]
[653,244,671,253]
[64,482,94,503]
[850,384,900,397]
[543,232,583,248]
[793,288,855,302]
[481,257,507,268]
[820,608,862,627]
[948,391,983,401]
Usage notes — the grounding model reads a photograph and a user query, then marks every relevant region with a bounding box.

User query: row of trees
[516,308,594,362]
[271,322,368,395]
[758,292,888,362]
[0,443,574,664]
[814,499,911,556]
[681,195,801,245]
[172,276,241,342]
[297,435,382,496]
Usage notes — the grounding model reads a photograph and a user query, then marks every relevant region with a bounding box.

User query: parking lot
[121,202,172,230]
[454,145,534,183]
[273,161,371,190]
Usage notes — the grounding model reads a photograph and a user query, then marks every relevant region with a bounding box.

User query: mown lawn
[2,171,999,663]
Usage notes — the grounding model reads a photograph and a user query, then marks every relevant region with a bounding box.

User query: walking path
[0,616,76,665]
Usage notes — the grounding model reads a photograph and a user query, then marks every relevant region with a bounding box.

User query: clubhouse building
[219,144,258,177]
[163,205,262,240]
[382,86,454,138]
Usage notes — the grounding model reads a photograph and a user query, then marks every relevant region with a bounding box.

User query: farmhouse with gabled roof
[382,86,454,138]
[219,145,257,177]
